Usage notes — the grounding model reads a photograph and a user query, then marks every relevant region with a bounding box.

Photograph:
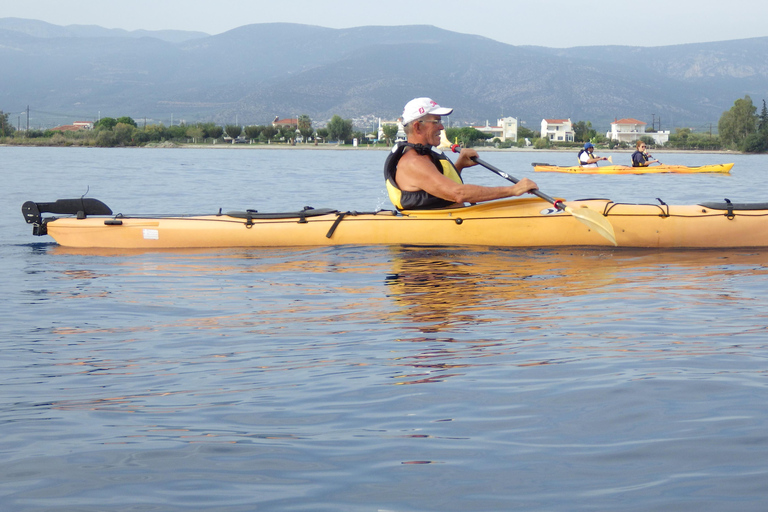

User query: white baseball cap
[401,97,453,126]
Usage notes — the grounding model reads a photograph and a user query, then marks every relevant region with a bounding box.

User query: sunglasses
[418,119,442,125]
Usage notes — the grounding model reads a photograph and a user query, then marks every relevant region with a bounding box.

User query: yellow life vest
[383,142,463,210]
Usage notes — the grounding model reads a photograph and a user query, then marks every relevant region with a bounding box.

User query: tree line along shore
[2,96,768,153]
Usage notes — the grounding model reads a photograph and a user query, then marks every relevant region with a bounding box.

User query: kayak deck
[21,196,768,249]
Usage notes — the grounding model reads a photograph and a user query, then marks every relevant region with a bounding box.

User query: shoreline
[0,142,742,155]
[153,142,743,154]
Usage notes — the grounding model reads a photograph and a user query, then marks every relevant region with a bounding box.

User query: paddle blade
[437,130,452,150]
[607,155,613,164]
[562,204,617,246]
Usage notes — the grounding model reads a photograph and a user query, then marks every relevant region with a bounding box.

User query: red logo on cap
[418,107,425,114]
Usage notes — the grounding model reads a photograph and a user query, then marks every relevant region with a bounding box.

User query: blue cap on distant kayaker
[584,142,594,150]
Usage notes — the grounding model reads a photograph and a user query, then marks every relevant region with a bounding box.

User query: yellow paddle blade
[607,155,613,164]
[437,130,452,150]
[562,204,617,246]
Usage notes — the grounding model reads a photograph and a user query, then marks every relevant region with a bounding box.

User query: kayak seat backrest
[225,208,339,219]
[699,202,768,211]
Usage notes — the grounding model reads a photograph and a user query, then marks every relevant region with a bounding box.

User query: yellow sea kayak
[21,196,768,249]
[534,163,734,174]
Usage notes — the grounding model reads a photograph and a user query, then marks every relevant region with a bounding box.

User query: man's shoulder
[399,147,444,177]
[399,147,431,164]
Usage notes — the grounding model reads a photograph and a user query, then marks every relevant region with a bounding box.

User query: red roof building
[272,117,298,129]
[50,125,82,132]
[608,117,669,145]
[51,121,94,132]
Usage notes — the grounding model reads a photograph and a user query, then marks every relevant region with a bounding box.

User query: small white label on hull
[143,229,159,240]
[540,208,565,216]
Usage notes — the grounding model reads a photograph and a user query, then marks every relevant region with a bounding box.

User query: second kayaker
[631,140,660,167]
[577,142,608,167]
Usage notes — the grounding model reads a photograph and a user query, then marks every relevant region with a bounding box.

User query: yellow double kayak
[534,163,734,174]
[21,196,768,249]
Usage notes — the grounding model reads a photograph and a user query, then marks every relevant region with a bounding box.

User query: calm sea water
[3,146,768,511]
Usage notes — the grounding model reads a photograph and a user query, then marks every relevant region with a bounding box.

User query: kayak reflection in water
[383,97,538,210]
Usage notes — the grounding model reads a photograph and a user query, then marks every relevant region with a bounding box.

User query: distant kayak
[533,163,734,174]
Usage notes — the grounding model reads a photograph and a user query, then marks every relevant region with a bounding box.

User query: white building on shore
[472,117,519,143]
[377,118,405,141]
[541,119,575,142]
[607,118,670,145]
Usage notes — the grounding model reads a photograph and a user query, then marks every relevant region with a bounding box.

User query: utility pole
[26,105,30,132]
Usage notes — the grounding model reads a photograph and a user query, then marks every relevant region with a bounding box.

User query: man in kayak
[578,142,608,167]
[631,140,660,167]
[384,97,538,210]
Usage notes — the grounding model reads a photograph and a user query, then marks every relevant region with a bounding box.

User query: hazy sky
[3,0,767,47]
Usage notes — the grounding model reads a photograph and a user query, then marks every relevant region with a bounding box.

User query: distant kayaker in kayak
[631,140,660,167]
[384,97,538,210]
[578,142,608,167]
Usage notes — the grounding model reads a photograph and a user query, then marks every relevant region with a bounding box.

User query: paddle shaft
[449,145,617,245]
[451,144,562,208]
[470,155,564,209]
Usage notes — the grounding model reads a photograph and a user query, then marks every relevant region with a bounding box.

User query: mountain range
[2,17,767,132]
